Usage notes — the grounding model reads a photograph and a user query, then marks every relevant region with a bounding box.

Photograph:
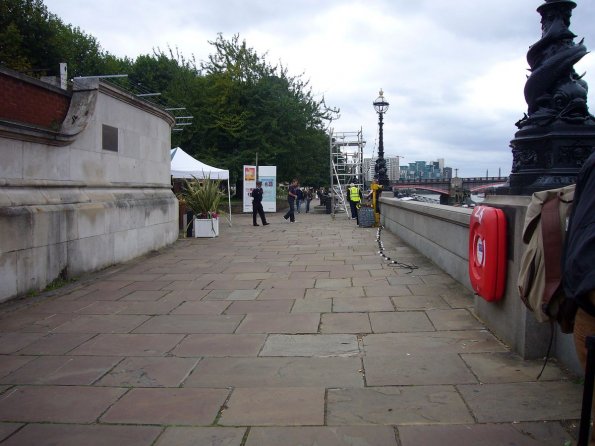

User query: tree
[185,34,336,186]
[0,0,129,77]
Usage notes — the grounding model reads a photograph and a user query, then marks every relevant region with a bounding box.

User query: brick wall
[0,71,71,129]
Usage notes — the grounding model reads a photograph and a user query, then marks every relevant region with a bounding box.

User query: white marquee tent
[170,147,232,224]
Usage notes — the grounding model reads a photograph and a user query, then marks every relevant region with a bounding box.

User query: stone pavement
[0,211,584,445]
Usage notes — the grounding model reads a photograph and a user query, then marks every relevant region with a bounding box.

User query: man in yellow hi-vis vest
[347,183,362,224]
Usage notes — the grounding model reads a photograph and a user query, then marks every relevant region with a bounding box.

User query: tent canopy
[170,147,232,226]
[170,147,229,180]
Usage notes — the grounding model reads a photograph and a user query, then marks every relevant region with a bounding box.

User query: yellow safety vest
[349,187,361,202]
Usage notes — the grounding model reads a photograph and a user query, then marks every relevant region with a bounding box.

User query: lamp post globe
[373,89,390,188]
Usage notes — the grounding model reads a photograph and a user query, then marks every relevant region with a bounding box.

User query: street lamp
[373,89,390,187]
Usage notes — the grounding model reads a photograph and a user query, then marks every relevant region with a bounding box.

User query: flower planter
[194,217,219,238]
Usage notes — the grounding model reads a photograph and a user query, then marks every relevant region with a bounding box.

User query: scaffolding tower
[329,128,365,218]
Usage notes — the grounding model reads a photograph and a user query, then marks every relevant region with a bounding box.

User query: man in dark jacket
[251,181,269,226]
[563,151,595,443]
[564,152,595,314]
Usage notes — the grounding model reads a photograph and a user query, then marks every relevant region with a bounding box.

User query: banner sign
[243,165,277,213]
[259,166,277,212]
[243,166,257,213]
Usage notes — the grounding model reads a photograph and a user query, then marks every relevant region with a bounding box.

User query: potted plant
[180,174,225,237]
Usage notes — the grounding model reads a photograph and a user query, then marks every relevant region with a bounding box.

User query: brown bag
[518,184,576,333]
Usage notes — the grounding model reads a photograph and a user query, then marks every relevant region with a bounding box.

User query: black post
[502,0,595,195]
[373,90,390,188]
[578,335,595,445]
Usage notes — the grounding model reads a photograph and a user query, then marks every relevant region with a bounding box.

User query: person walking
[296,187,304,213]
[283,179,298,222]
[348,183,362,224]
[305,188,313,213]
[251,181,269,226]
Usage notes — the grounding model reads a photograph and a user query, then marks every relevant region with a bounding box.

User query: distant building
[364,156,401,183]
[399,159,453,180]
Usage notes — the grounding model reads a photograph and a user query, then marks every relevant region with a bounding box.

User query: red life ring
[468,206,507,301]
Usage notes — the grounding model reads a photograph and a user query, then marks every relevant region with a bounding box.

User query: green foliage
[0,0,129,77]
[180,176,225,218]
[174,33,336,186]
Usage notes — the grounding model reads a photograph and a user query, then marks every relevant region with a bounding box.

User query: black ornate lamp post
[504,0,595,194]
[373,89,390,188]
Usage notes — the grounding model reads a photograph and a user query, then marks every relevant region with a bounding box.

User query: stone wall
[0,67,178,302]
[380,195,580,373]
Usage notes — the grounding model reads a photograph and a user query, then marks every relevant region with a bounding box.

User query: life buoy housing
[468,206,507,301]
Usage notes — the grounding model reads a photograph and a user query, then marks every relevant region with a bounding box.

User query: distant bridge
[393,177,508,196]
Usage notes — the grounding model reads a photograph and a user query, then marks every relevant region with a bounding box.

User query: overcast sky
[43,0,595,177]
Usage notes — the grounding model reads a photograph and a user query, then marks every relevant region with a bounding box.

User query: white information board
[243,165,277,213]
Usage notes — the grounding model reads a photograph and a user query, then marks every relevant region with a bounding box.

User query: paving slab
[96,356,198,387]
[362,331,507,356]
[170,300,230,315]
[315,278,352,289]
[260,334,360,357]
[75,288,132,301]
[391,295,451,311]
[407,284,452,296]
[461,352,566,383]
[0,423,23,443]
[161,289,211,300]
[77,300,181,315]
[0,333,45,353]
[333,297,394,313]
[0,355,36,378]
[235,313,320,334]
[52,314,150,333]
[205,279,261,290]
[363,353,478,386]
[219,387,325,426]
[132,314,243,334]
[224,299,294,314]
[22,299,96,314]
[369,311,434,333]
[155,427,246,446]
[327,386,474,425]
[172,333,266,357]
[425,308,485,330]
[289,271,330,279]
[0,314,47,332]
[257,288,305,300]
[0,355,121,385]
[70,333,185,356]
[320,313,372,333]
[121,281,173,292]
[0,385,125,423]
[420,274,459,285]
[291,297,332,313]
[458,381,583,422]
[184,357,364,388]
[305,288,365,299]
[101,388,229,425]
[364,285,412,297]
[246,426,398,446]
[1,424,162,446]
[120,290,170,301]
[398,422,573,446]
[386,275,424,286]
[352,277,387,287]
